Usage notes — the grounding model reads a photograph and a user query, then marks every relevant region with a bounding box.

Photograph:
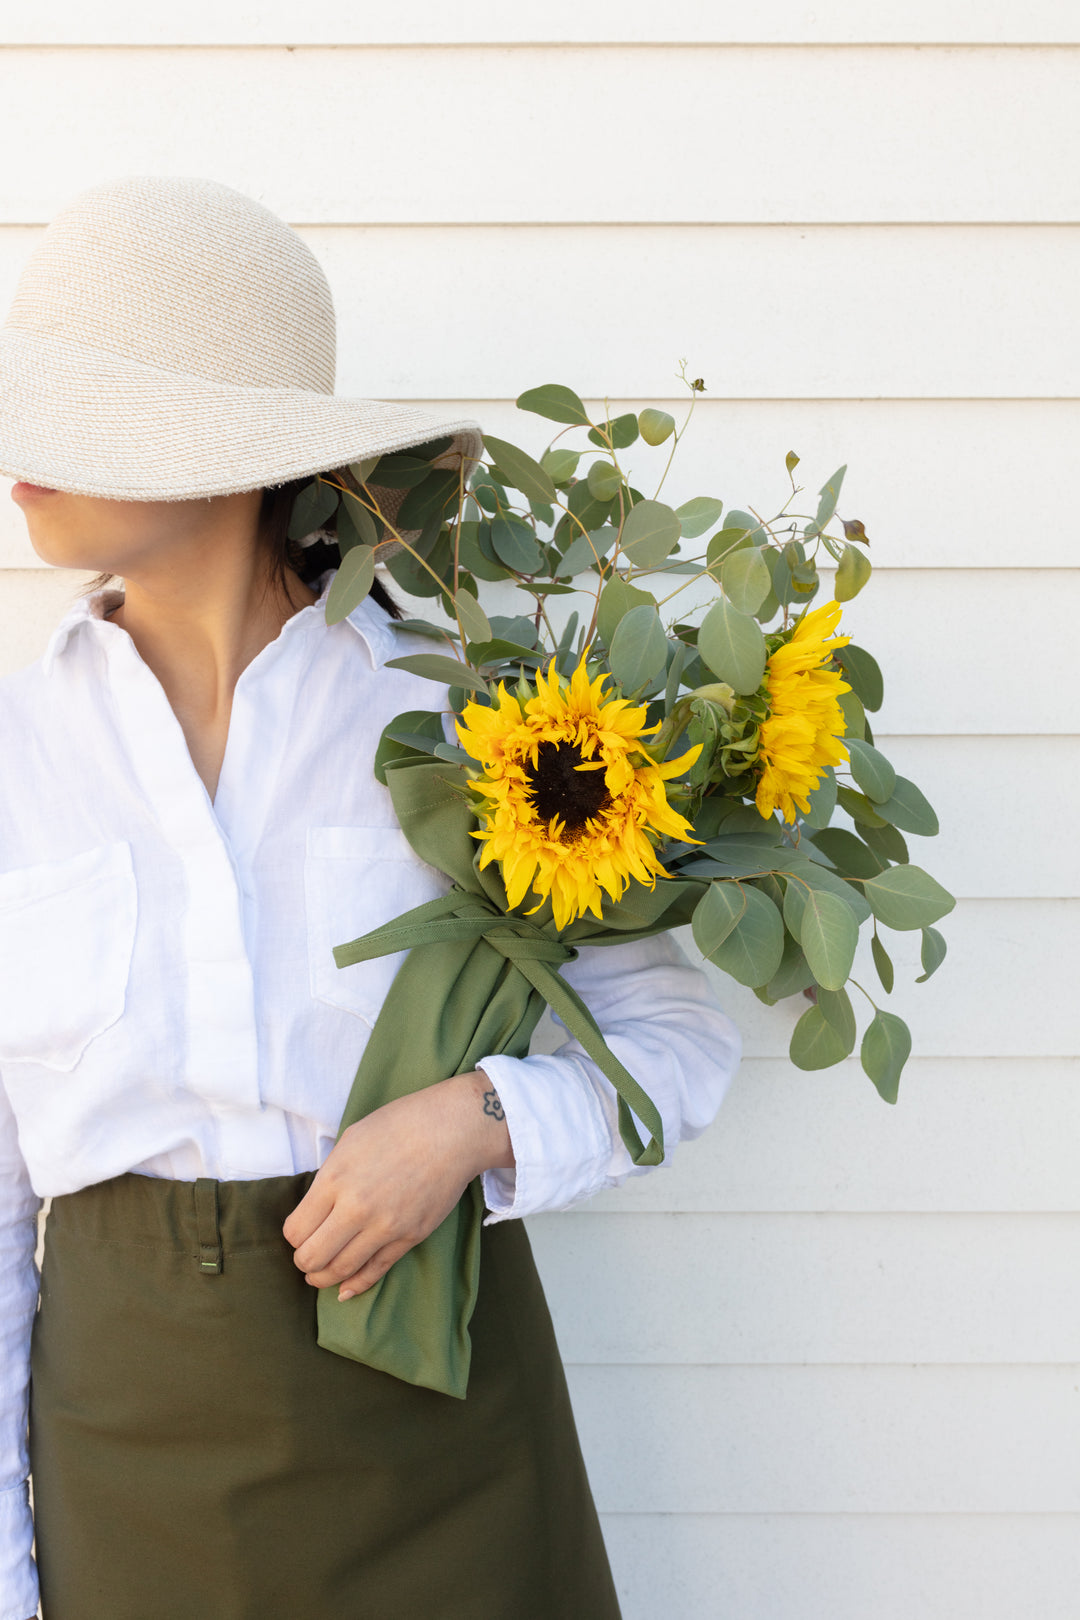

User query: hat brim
[0,328,484,503]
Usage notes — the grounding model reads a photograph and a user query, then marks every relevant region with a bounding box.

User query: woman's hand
[281,1069,513,1301]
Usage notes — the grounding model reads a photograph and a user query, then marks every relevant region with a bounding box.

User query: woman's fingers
[299,1223,386,1289]
[336,1239,414,1301]
[281,1176,337,1251]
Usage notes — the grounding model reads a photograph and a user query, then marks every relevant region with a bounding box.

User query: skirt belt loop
[193,1177,223,1275]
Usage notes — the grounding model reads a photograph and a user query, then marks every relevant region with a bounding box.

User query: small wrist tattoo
[482,1087,506,1123]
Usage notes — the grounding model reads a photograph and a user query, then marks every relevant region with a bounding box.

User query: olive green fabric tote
[317,756,702,1398]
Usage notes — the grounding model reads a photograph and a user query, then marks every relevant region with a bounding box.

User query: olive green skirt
[30,1171,622,1620]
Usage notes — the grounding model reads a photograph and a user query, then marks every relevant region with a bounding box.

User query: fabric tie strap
[333,888,664,1165]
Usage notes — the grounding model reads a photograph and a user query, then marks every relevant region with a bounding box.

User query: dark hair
[81,461,403,621]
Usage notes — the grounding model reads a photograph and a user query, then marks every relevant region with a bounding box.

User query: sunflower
[455,657,702,930]
[754,598,852,823]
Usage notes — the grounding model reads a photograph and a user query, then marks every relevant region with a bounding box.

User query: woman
[0,175,742,1619]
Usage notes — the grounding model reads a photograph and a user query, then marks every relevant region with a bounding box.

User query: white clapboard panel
[570,1057,1080,1215]
[5,396,1080,571]
[679,901,1080,1060]
[599,1513,1080,1620]
[568,1364,1080,1513]
[0,223,1077,399]
[0,48,1076,224]
[385,566,1080,735]
[528,1210,1080,1364]
[1,2,1077,47]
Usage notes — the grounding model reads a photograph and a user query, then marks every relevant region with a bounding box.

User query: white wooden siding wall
[1,9,1077,1617]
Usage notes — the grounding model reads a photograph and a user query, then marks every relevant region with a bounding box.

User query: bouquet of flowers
[292,368,954,1397]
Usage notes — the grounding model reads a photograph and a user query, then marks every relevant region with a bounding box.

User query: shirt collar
[41,567,398,677]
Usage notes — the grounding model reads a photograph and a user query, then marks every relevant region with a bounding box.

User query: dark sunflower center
[525,742,611,832]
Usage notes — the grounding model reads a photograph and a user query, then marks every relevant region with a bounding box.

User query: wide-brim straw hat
[0,174,483,550]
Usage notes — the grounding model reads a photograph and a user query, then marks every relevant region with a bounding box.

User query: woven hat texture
[0,174,483,521]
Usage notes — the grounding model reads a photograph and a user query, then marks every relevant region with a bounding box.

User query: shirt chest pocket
[0,840,138,1071]
[304,825,449,1028]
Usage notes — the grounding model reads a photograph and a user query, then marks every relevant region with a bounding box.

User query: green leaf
[837,785,889,829]
[799,889,859,990]
[835,543,872,601]
[871,931,895,993]
[516,383,590,426]
[620,500,682,568]
[676,496,725,539]
[875,775,940,837]
[846,738,897,803]
[698,598,767,695]
[383,653,490,693]
[809,827,884,880]
[557,525,618,577]
[369,452,436,490]
[721,545,772,615]
[339,487,379,550]
[862,866,956,930]
[609,605,669,692]
[699,885,785,987]
[396,469,461,529]
[450,589,491,643]
[836,643,884,711]
[780,854,872,926]
[790,1004,853,1070]
[803,464,847,541]
[837,689,866,742]
[465,638,541,666]
[481,435,558,504]
[638,408,676,446]
[587,460,624,502]
[288,476,339,540]
[862,820,909,864]
[916,925,948,983]
[597,574,656,646]
[691,880,747,960]
[490,515,543,573]
[860,1010,911,1103]
[766,933,816,999]
[384,530,453,597]
[802,768,837,830]
[455,520,506,582]
[373,709,447,785]
[541,447,580,483]
[325,544,375,624]
[588,413,638,450]
[817,986,857,1051]
[785,450,800,474]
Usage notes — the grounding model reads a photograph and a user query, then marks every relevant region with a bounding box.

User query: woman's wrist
[449,1068,515,1177]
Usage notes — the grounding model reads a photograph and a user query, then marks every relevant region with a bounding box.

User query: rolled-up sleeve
[477,928,741,1223]
[0,1069,41,1620]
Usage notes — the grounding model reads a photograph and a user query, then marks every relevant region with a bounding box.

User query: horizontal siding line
[1,41,1078,52]
[562,1360,1080,1370]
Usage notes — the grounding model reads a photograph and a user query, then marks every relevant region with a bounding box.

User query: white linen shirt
[0,569,742,1620]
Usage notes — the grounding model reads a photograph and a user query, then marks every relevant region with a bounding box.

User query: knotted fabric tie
[333,887,664,1165]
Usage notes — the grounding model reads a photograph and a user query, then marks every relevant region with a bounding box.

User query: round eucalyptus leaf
[698,598,767,694]
[541,447,580,484]
[587,460,624,502]
[325,545,375,625]
[721,545,772,615]
[816,986,857,1050]
[588,413,639,450]
[846,738,897,803]
[450,589,491,644]
[482,435,557,504]
[639,408,676,446]
[691,880,747,961]
[790,1004,853,1070]
[874,775,940,837]
[556,525,618,578]
[288,476,339,541]
[862,866,956,930]
[609,605,669,692]
[801,768,838,830]
[597,574,656,647]
[700,884,785,987]
[676,497,725,540]
[620,500,682,568]
[836,643,884,711]
[835,543,872,601]
[916,925,948,983]
[799,889,859,990]
[860,1010,911,1103]
[515,383,590,426]
[491,516,542,573]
